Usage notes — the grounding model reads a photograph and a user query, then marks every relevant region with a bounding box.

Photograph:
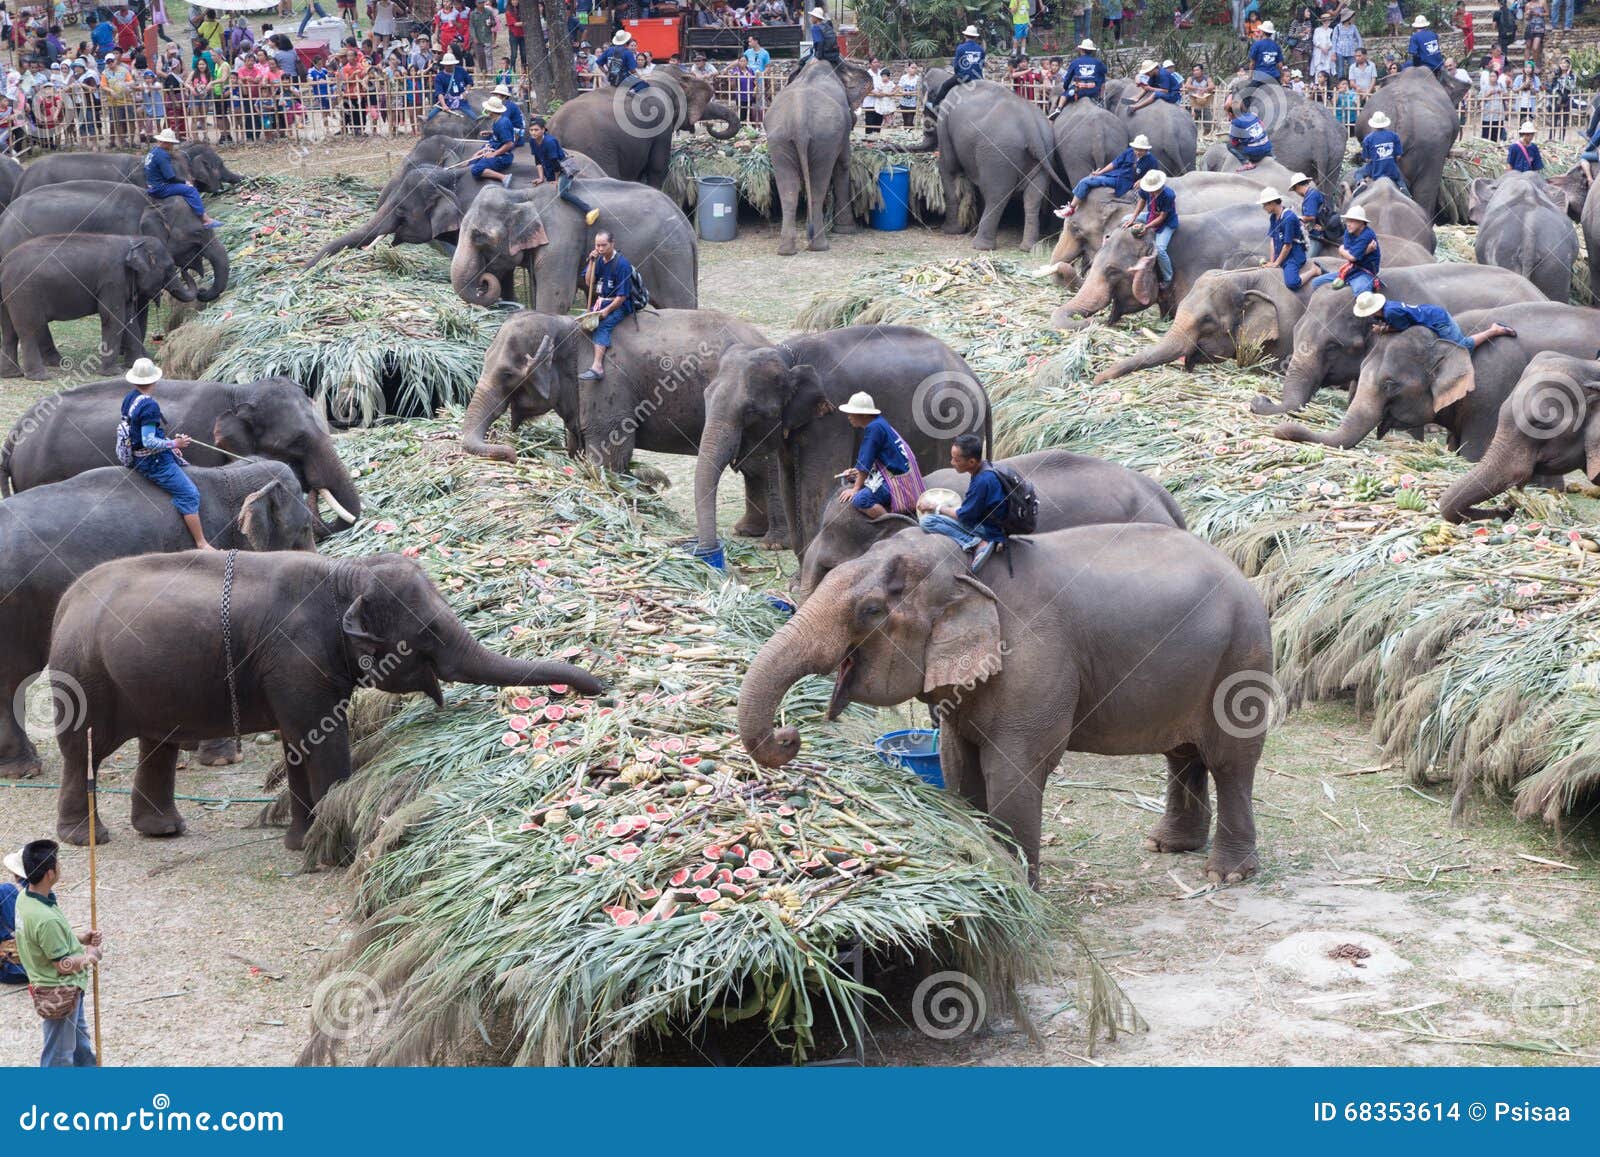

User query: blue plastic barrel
[691,540,726,571]
[869,165,910,232]
[874,728,943,788]
[696,176,738,242]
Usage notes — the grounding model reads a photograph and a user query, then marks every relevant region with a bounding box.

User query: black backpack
[626,266,650,312]
[605,52,629,87]
[990,464,1038,537]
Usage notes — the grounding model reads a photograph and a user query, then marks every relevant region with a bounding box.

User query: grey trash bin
[696,175,738,242]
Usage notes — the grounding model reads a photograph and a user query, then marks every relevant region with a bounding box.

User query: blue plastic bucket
[765,595,796,616]
[696,175,738,242]
[690,541,726,571]
[869,165,910,232]
[874,728,943,788]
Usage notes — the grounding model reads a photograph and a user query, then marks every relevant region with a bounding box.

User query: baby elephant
[1,233,196,380]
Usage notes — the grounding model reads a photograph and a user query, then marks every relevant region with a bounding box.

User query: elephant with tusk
[739,525,1273,886]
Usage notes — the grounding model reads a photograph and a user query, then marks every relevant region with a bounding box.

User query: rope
[0,782,275,805]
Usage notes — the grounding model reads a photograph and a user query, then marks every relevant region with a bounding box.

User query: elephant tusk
[318,488,358,525]
[1030,262,1061,278]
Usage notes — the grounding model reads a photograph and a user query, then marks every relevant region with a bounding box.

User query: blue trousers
[1280,246,1306,290]
[553,172,593,215]
[592,306,631,348]
[136,455,200,516]
[426,100,476,120]
[1149,224,1175,282]
[919,512,986,550]
[470,152,513,177]
[850,483,892,511]
[40,990,96,1068]
[1350,164,1410,196]
[1073,174,1124,201]
[1554,0,1573,27]
[1227,143,1271,165]
[148,180,204,218]
[1310,269,1376,296]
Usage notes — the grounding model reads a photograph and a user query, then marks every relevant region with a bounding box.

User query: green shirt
[14,890,87,991]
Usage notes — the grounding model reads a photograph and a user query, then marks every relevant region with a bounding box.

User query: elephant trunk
[1253,356,1322,415]
[1050,267,1114,329]
[461,371,521,462]
[1439,438,1532,523]
[195,234,229,302]
[693,418,741,552]
[451,245,501,307]
[738,602,849,768]
[433,617,603,695]
[700,101,741,140]
[1093,318,1197,384]
[1274,384,1385,449]
[303,202,397,270]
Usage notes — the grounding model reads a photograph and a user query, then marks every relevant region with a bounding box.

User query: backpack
[605,51,628,87]
[115,394,154,467]
[626,266,650,312]
[990,464,1038,537]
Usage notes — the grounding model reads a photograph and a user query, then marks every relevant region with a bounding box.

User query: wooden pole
[86,727,102,1067]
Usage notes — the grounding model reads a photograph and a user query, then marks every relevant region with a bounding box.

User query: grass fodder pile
[165,177,503,425]
[796,258,1600,825]
[301,416,1137,1065]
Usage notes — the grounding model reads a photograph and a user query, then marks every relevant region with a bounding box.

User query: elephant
[13,143,241,198]
[1274,301,1600,459]
[1093,266,1317,383]
[693,325,990,556]
[1052,203,1270,328]
[449,179,697,312]
[1038,173,1288,284]
[419,108,490,138]
[1194,149,1303,191]
[1,233,197,380]
[1101,79,1197,176]
[1,376,362,538]
[1346,178,1436,253]
[1051,99,1125,187]
[739,524,1273,885]
[793,448,1187,603]
[1469,172,1579,303]
[547,68,740,188]
[1356,66,1468,221]
[1545,164,1590,223]
[1439,352,1600,523]
[0,460,315,782]
[0,181,229,311]
[462,307,784,544]
[0,155,20,206]
[908,71,1058,252]
[48,551,603,848]
[1584,181,1600,304]
[178,141,245,194]
[764,58,873,256]
[1257,264,1546,415]
[1213,76,1344,194]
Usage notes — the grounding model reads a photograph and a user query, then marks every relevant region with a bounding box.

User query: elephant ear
[1237,288,1282,354]
[1130,255,1159,308]
[213,404,259,455]
[524,334,556,399]
[342,587,443,705]
[1430,342,1476,412]
[923,572,1003,695]
[237,478,303,551]
[1585,385,1600,481]
[780,365,831,434]
[507,202,549,256]
[427,190,463,237]
[1467,178,1495,226]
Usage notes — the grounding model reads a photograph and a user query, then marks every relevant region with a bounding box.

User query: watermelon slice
[700,912,720,925]
[636,749,663,764]
[862,841,878,855]
[717,868,734,885]
[631,816,651,832]
[703,844,725,860]
[718,883,745,898]
[669,868,691,888]
[585,855,608,867]
[511,696,535,712]
[776,805,796,816]
[500,732,523,748]
[507,715,531,732]
[563,834,580,845]
[748,850,776,872]
[530,733,550,751]
[611,845,642,864]
[607,821,633,839]
[661,737,686,753]
[637,887,661,901]
[544,705,567,723]
[838,858,861,871]
[680,755,701,767]
[733,866,759,882]
[518,822,539,832]
[610,908,639,927]
[692,864,716,882]
[695,888,720,904]
[549,683,569,695]
[529,696,549,709]
[778,824,796,837]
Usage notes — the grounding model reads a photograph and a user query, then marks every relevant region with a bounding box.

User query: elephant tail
[798,145,816,243]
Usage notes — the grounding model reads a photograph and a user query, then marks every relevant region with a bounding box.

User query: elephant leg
[1145,744,1212,854]
[938,159,965,236]
[979,739,1052,887]
[940,730,987,814]
[774,147,802,257]
[829,150,857,235]
[279,717,350,852]
[0,304,20,379]
[19,319,51,381]
[196,737,243,766]
[98,301,129,374]
[0,662,44,779]
[971,177,1008,252]
[129,737,186,837]
[732,461,771,539]
[56,723,111,846]
[1201,737,1262,884]
[804,145,831,252]
[38,325,61,367]
[1018,165,1047,253]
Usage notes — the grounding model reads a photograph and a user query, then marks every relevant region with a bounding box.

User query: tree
[531,0,578,104]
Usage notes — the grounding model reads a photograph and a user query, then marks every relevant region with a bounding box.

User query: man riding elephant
[1247,20,1283,84]
[145,128,218,228]
[467,95,518,188]
[1310,204,1381,294]
[1051,38,1106,116]
[806,7,842,68]
[1227,110,1273,169]
[1405,14,1444,75]
[836,392,922,522]
[596,29,646,92]
[1056,133,1155,217]
[1259,186,1307,290]
[1350,111,1409,196]
[926,24,986,114]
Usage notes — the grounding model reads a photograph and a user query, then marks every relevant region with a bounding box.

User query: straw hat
[1413,14,1430,27]
[1369,111,1392,129]
[155,127,180,144]
[810,6,826,19]
[1162,59,1175,69]
[1353,291,1387,318]
[837,392,880,415]
[1259,20,1275,34]
[483,95,506,115]
[1341,204,1370,224]
[440,52,458,65]
[1078,38,1096,51]
[1287,171,1312,188]
[1256,186,1284,205]
[126,358,162,385]
[1140,59,1158,74]
[492,83,513,97]
[3,849,24,880]
[1138,170,1167,193]
[1129,134,1152,150]
[962,24,979,37]
[1519,120,1538,134]
[612,29,632,45]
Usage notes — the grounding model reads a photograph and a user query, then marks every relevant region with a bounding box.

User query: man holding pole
[14,839,103,1067]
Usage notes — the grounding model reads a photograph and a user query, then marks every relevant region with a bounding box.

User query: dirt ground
[2,142,1597,1067]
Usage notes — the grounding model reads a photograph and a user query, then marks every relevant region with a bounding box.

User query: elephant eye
[858,599,886,621]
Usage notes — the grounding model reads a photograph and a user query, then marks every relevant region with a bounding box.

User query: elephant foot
[284,825,308,852]
[24,368,51,382]
[0,361,20,379]
[58,816,111,847]
[832,221,859,235]
[1144,823,1209,855]
[731,514,770,538]
[130,809,187,838]
[939,223,966,236]
[1249,394,1289,416]
[0,754,43,780]
[195,738,242,766]
[807,236,831,252]
[777,238,799,257]
[759,533,790,551]
[970,237,998,252]
[1204,845,1260,885]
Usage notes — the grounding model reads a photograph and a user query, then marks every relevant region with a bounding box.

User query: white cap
[1290,69,1302,78]
[837,392,880,415]
[962,24,980,37]
[483,95,506,114]
[1287,171,1311,187]
[1353,291,1387,318]
[155,127,180,144]
[126,358,162,385]
[1413,14,1430,27]
[492,83,513,97]
[1162,59,1174,69]
[810,6,826,19]
[1369,111,1392,129]
[1519,120,1537,134]
[1342,204,1370,224]
[1078,38,1096,51]
[1129,134,1152,150]
[1141,59,1158,74]
[612,29,632,45]
[440,52,458,65]
[1139,170,1167,193]
[1257,186,1284,205]
[1259,20,1275,34]
[3,849,23,879]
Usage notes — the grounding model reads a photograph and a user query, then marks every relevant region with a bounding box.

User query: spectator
[1310,11,1334,80]
[1100,0,1124,43]
[1549,56,1577,139]
[1347,48,1375,96]
[373,0,403,49]
[469,0,496,78]
[1456,1,1474,61]
[1481,66,1508,142]
[1384,0,1402,37]
[1,847,26,987]
[506,2,526,71]
[1492,0,1517,55]
[897,61,921,127]
[1511,60,1540,122]
[725,56,755,122]
[1184,62,1213,112]
[197,8,224,52]
[91,13,116,55]
[1524,0,1547,69]
[1552,0,1573,33]
[1012,0,1031,57]
[865,58,895,134]
[435,0,466,54]
[743,34,769,74]
[13,840,104,1068]
[1507,121,1544,171]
